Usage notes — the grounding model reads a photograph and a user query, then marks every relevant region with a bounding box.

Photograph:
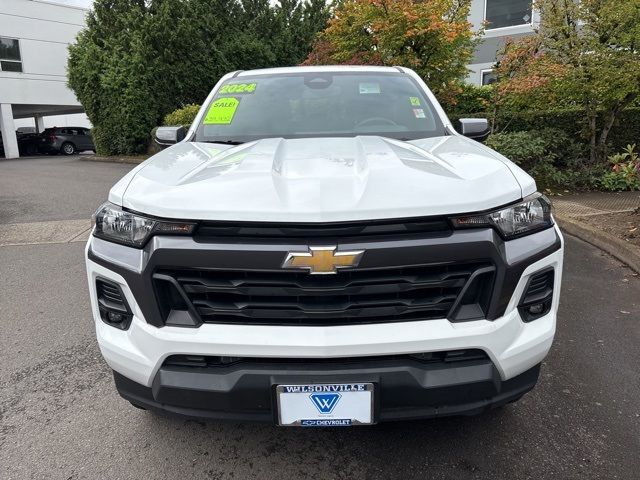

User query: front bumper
[114,358,541,422]
[86,224,563,421]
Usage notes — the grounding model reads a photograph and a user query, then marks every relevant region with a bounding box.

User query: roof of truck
[235,65,404,77]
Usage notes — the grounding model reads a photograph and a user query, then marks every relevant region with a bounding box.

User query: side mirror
[458,118,490,142]
[155,126,186,148]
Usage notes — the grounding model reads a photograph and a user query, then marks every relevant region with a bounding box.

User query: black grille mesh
[155,262,494,326]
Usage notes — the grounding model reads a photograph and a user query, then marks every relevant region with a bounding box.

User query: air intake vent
[96,279,132,330]
[518,268,554,322]
[449,266,495,321]
[195,217,451,240]
[162,349,490,369]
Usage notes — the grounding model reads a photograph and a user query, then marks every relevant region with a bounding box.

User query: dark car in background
[17,130,41,156]
[39,127,95,155]
[0,129,39,157]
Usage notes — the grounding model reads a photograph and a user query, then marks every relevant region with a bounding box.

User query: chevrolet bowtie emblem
[282,246,364,274]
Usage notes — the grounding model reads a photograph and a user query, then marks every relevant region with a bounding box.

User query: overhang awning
[10,104,86,119]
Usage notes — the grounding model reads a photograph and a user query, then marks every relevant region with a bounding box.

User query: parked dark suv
[1,129,41,157]
[39,127,95,155]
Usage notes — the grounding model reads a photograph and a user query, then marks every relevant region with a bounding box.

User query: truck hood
[111,135,535,222]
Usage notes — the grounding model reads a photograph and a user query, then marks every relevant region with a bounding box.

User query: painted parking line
[0,219,92,246]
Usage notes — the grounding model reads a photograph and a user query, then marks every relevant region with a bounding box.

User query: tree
[302,0,480,105]
[68,0,329,155]
[494,0,640,163]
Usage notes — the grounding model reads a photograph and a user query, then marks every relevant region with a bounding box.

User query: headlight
[93,203,195,248]
[451,193,553,239]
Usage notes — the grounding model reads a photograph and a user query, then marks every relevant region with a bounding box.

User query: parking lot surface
[1,156,639,479]
[0,155,131,224]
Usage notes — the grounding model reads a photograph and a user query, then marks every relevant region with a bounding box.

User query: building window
[0,37,23,72]
[485,0,532,30]
[481,70,498,85]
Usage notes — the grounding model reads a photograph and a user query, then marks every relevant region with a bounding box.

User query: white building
[467,0,538,85]
[0,0,90,159]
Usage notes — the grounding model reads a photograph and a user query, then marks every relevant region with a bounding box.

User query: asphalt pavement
[0,155,132,224]
[1,156,639,479]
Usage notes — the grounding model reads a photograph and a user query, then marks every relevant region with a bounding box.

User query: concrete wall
[0,0,90,157]
[466,0,539,85]
[0,0,88,106]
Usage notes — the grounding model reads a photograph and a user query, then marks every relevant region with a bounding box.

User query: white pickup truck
[86,66,563,426]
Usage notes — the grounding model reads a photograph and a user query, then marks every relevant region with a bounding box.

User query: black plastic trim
[113,360,541,423]
[518,267,555,322]
[99,193,555,246]
[195,216,452,240]
[449,265,496,321]
[95,278,133,330]
[87,226,561,328]
[152,273,201,327]
[156,261,492,326]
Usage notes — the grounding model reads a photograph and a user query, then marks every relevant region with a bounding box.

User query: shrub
[601,145,640,191]
[163,104,201,128]
[447,84,494,116]
[68,0,330,155]
[485,128,598,191]
[449,108,640,155]
[486,131,548,170]
[486,128,585,168]
[496,109,640,155]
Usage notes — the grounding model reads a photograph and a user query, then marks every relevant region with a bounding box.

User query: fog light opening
[527,303,545,316]
[96,278,133,330]
[518,268,554,323]
[107,311,127,323]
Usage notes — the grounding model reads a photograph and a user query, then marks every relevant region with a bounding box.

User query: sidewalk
[553,191,640,273]
[81,154,148,164]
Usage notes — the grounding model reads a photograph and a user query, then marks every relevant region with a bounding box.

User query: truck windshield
[194,72,445,144]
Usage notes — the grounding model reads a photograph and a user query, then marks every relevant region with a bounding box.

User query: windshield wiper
[206,140,245,146]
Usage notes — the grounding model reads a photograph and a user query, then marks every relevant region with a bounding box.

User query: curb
[556,214,640,274]
[81,155,147,164]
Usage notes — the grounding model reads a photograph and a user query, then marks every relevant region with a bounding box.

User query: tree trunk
[597,93,638,162]
[588,113,597,164]
[490,104,497,133]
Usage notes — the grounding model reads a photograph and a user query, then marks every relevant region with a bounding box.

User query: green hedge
[446,84,493,116]
[484,128,602,191]
[447,109,640,191]
[449,108,640,153]
[163,104,201,128]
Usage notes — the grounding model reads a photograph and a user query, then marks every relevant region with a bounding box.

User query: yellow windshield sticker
[409,96,421,106]
[204,97,239,125]
[219,83,257,94]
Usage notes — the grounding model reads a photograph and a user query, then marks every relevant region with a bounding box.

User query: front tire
[61,142,76,155]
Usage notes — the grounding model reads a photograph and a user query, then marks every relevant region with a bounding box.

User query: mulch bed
[580,208,640,249]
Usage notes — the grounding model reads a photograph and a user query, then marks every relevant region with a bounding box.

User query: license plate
[275,383,374,426]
